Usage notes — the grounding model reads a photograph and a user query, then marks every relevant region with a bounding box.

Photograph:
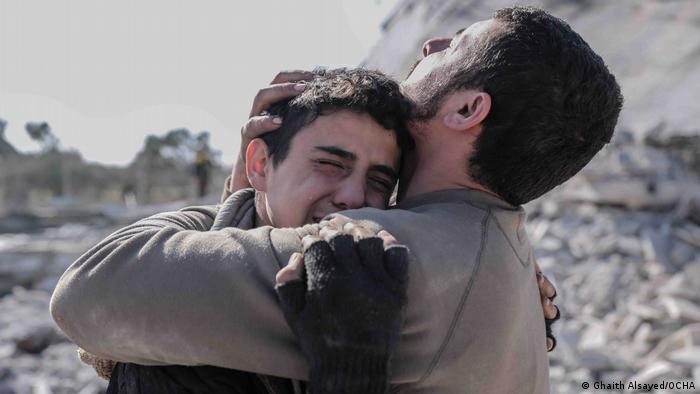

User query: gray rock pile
[0,287,108,394]
[0,224,108,296]
[0,199,217,393]
[525,142,700,392]
[528,201,700,392]
[0,224,111,393]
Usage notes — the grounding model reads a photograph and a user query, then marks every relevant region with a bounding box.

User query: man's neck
[253,191,272,228]
[403,162,495,200]
[400,138,500,201]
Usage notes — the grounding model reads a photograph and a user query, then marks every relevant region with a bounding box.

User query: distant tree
[0,118,19,157]
[134,128,219,169]
[25,121,59,152]
[25,121,74,197]
[196,131,210,146]
[160,128,196,164]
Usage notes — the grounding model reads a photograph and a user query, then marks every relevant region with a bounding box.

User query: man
[52,7,619,393]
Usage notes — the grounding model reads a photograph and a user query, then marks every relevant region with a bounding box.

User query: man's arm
[50,205,312,379]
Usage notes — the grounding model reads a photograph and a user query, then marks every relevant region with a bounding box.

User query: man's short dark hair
[260,68,413,167]
[430,6,623,205]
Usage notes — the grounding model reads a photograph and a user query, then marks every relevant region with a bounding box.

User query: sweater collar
[396,188,519,211]
[211,188,257,230]
[397,188,531,265]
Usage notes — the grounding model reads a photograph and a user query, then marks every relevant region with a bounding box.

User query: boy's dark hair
[431,6,623,205]
[260,68,413,167]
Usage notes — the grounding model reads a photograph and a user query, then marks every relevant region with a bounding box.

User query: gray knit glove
[276,234,409,394]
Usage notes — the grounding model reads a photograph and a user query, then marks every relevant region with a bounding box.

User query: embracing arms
[275,221,410,393]
[50,205,312,378]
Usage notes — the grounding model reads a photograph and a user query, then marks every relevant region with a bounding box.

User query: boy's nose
[332,181,366,211]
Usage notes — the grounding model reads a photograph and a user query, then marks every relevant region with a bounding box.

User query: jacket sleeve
[49,205,310,379]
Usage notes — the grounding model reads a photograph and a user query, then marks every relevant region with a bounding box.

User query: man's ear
[245,138,271,192]
[442,90,492,133]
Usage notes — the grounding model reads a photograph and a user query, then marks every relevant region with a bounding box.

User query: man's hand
[535,261,560,352]
[229,70,316,192]
[275,219,409,394]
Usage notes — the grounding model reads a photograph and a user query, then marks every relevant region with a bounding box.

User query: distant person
[121,183,137,208]
[193,147,211,198]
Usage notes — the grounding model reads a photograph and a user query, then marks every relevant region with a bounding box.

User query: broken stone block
[628,360,674,385]
[618,314,643,338]
[13,325,63,354]
[685,262,700,291]
[660,297,700,322]
[657,273,699,300]
[666,346,700,367]
[629,301,666,321]
[640,324,700,365]
[670,241,697,267]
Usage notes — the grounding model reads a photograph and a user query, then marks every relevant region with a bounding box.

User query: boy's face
[261,110,401,228]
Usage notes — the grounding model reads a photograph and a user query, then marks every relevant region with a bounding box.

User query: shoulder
[483,207,532,267]
[330,203,490,239]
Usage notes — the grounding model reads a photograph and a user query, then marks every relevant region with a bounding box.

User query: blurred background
[1,0,699,393]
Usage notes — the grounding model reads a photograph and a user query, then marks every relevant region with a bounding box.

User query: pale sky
[0,0,398,166]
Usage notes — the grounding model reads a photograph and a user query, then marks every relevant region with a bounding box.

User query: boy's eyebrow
[314,146,357,161]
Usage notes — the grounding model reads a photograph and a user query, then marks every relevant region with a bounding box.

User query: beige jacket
[50,188,549,393]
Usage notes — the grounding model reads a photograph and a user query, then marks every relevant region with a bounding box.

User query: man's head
[402,6,623,205]
[246,68,412,227]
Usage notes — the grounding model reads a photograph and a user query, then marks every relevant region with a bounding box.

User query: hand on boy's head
[241,71,316,149]
[250,70,315,117]
[236,70,317,167]
[231,70,317,191]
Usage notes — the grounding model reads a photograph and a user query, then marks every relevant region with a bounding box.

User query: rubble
[0,287,108,393]
[526,183,700,391]
[0,226,113,393]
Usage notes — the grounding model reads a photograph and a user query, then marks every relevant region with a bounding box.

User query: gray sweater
[51,188,549,394]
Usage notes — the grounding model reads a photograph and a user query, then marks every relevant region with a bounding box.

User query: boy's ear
[246,138,271,192]
[442,91,491,134]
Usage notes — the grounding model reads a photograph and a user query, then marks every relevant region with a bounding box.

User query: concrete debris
[628,360,675,386]
[524,172,700,391]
